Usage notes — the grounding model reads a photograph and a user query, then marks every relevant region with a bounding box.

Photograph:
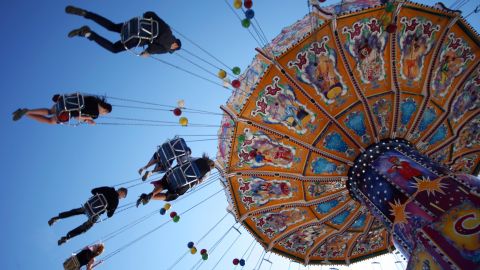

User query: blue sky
[1,0,478,269]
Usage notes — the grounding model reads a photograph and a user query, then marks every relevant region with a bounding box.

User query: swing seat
[121,17,159,49]
[55,93,85,124]
[166,160,202,191]
[63,255,80,270]
[84,194,108,221]
[156,137,191,170]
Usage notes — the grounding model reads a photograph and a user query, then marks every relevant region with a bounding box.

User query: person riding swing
[66,6,181,56]
[12,93,112,125]
[63,243,104,270]
[49,186,127,245]
[137,154,215,207]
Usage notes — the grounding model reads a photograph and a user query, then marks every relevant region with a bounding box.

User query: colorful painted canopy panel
[217,0,480,265]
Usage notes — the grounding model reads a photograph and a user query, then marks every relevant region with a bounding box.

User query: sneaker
[68,26,91,38]
[48,217,59,226]
[58,237,68,246]
[138,167,145,176]
[65,5,86,16]
[12,108,28,121]
[142,171,152,181]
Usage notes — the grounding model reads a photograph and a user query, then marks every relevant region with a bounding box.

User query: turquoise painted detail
[324,132,348,153]
[331,209,351,225]
[316,200,339,214]
[401,99,417,125]
[428,125,447,146]
[345,111,366,136]
[351,214,366,228]
[418,107,436,132]
[311,157,337,174]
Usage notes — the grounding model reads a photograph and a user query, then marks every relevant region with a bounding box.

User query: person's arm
[144,43,169,55]
[86,259,94,270]
[77,115,96,125]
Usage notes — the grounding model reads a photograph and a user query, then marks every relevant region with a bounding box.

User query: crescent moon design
[454,213,480,236]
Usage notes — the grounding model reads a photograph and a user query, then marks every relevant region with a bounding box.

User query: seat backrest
[157,137,191,170]
[166,160,202,191]
[63,255,80,270]
[121,17,159,46]
[55,93,85,125]
[84,194,108,219]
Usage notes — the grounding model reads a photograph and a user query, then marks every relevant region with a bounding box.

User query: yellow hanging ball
[164,203,171,210]
[179,117,188,126]
[190,247,198,254]
[233,0,242,9]
[218,69,227,79]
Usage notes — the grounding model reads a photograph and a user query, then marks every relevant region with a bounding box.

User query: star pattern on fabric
[388,199,409,225]
[411,176,447,196]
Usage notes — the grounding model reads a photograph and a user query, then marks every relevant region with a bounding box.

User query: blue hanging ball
[239,259,245,266]
[245,9,255,19]
[159,208,166,215]
[187,242,194,249]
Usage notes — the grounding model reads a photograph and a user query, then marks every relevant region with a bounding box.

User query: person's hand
[85,119,96,125]
[140,51,150,58]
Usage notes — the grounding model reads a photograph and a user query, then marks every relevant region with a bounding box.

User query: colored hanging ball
[386,24,397,33]
[319,0,326,2]
[202,253,209,260]
[170,211,177,218]
[239,259,245,266]
[232,66,241,75]
[173,108,182,116]
[233,0,242,9]
[159,208,166,215]
[386,2,395,12]
[233,258,240,265]
[187,242,194,249]
[244,0,253,9]
[179,117,188,126]
[241,18,251,28]
[217,69,227,79]
[164,203,171,210]
[232,79,241,88]
[200,249,207,255]
[382,15,392,27]
[177,99,185,108]
[190,247,197,254]
[245,9,255,19]
[173,215,180,223]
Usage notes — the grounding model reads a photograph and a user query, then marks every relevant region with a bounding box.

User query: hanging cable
[171,27,234,72]
[175,52,223,79]
[464,4,480,18]
[180,48,235,77]
[148,55,232,90]
[98,189,224,264]
[211,233,242,270]
[223,0,266,49]
[241,241,257,270]
[252,249,266,270]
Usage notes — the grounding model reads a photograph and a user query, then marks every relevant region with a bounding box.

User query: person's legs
[84,11,122,33]
[58,217,96,245]
[139,153,159,174]
[151,193,166,201]
[58,207,86,219]
[23,106,58,124]
[87,32,126,53]
[49,207,84,227]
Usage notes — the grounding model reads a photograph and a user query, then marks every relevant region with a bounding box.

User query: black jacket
[143,11,177,55]
[91,186,119,218]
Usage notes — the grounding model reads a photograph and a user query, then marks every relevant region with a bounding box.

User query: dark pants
[84,11,137,53]
[57,207,98,240]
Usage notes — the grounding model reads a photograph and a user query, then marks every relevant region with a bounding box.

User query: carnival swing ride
[33,0,480,269]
